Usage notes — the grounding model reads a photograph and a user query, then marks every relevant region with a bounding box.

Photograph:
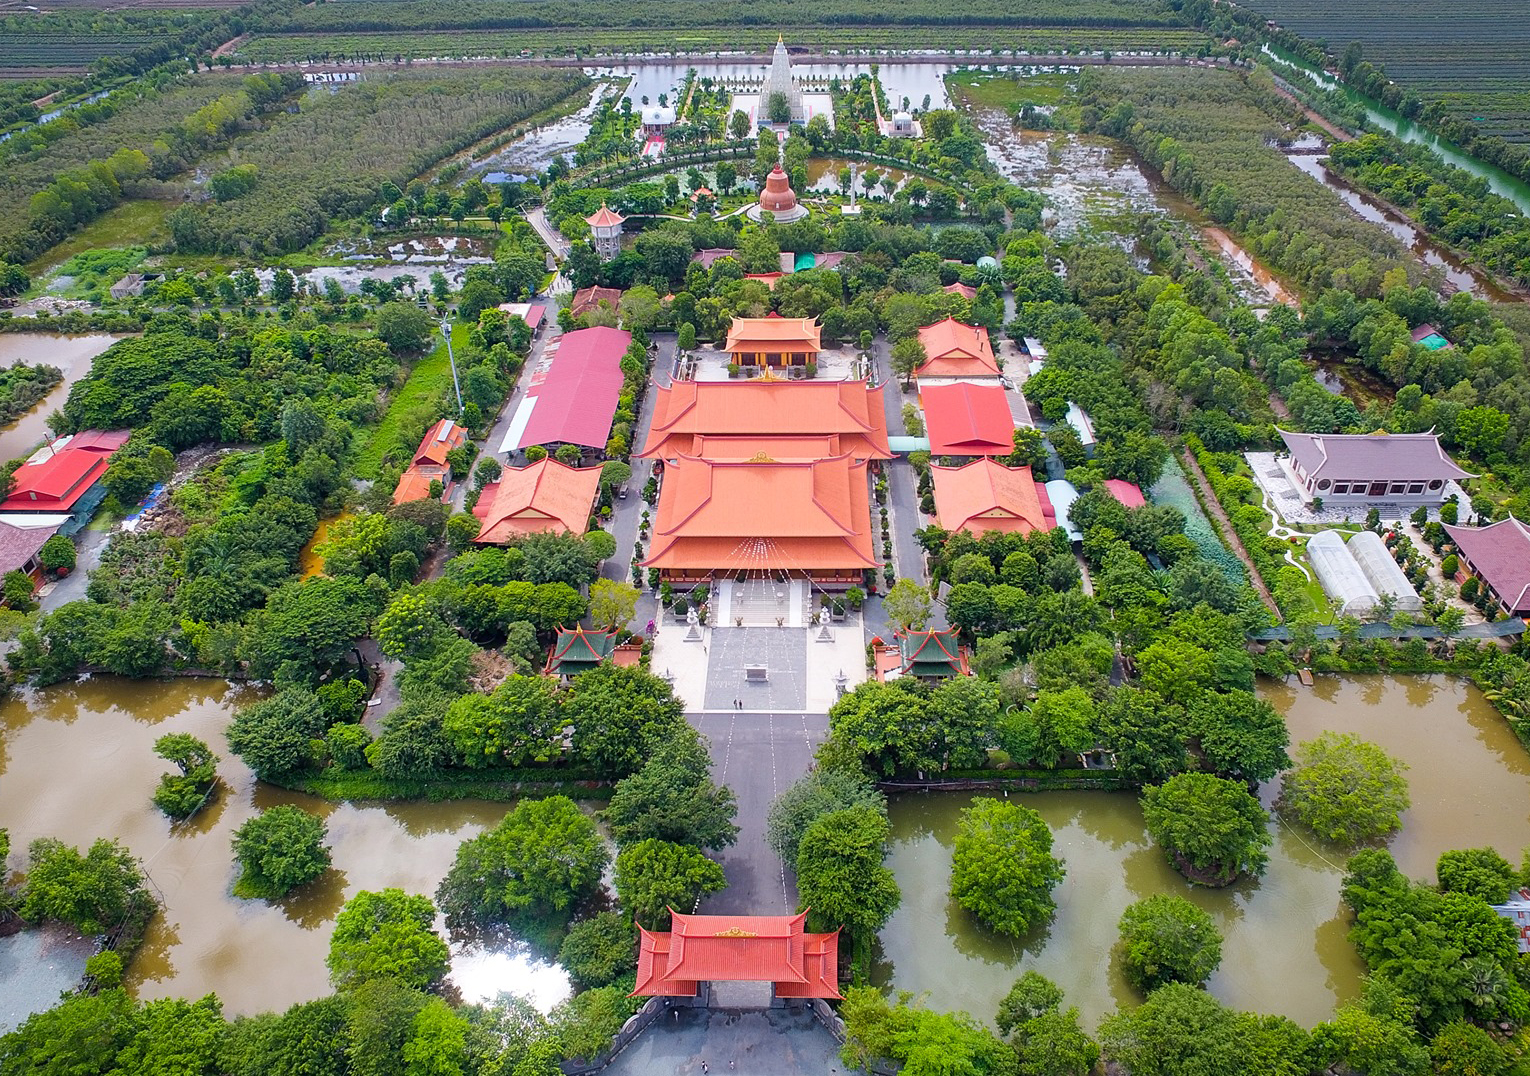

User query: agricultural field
[1245,0,1530,142]
[231,26,1213,63]
[0,34,157,74]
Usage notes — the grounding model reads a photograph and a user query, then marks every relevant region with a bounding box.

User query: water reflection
[878,675,1530,1030]
[0,678,570,1016]
[0,335,123,463]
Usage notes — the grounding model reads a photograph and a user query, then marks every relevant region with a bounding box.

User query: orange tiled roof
[631,911,840,999]
[915,317,1000,379]
[931,459,1055,535]
[639,381,892,461]
[943,281,978,301]
[641,453,877,572]
[412,419,467,468]
[473,458,601,543]
[723,315,822,354]
[392,469,448,505]
[585,204,625,228]
[570,286,623,319]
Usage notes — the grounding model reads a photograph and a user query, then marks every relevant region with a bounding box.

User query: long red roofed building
[921,382,1015,457]
[1444,517,1530,617]
[393,418,466,505]
[500,326,630,453]
[915,317,1000,381]
[0,429,130,523]
[632,911,841,1000]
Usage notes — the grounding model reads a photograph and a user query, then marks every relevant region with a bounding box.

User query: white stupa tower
[761,36,804,124]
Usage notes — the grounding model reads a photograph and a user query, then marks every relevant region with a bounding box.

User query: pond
[0,333,123,463]
[0,678,571,1018]
[874,675,1530,1030]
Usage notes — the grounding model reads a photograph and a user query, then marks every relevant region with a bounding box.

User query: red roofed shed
[632,910,840,1000]
[0,429,129,514]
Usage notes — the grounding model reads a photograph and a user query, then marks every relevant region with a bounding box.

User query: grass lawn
[352,323,469,480]
[946,70,1073,110]
[25,200,172,280]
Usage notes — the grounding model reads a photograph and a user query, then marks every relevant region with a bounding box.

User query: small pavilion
[723,315,822,369]
[894,628,971,680]
[585,204,625,260]
[545,626,619,678]
[632,910,841,1000]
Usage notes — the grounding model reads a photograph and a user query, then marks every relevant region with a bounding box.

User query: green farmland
[1245,0,1530,142]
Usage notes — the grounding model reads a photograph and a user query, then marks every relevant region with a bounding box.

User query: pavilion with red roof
[631,911,841,1000]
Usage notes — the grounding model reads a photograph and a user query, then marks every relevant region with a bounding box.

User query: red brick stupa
[754,164,809,222]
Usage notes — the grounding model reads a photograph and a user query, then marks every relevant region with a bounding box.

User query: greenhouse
[1307,530,1379,617]
[1347,530,1423,612]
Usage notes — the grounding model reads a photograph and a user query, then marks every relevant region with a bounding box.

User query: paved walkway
[602,1007,845,1076]
[524,206,570,261]
[689,710,828,916]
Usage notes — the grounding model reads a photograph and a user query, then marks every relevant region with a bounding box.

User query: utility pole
[440,315,464,416]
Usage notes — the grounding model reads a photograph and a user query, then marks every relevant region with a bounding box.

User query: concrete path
[524,206,570,261]
[689,710,828,916]
[38,525,110,612]
[602,1007,844,1076]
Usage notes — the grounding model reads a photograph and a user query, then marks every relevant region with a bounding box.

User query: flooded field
[0,678,572,1018]
[876,675,1530,1031]
[0,334,123,462]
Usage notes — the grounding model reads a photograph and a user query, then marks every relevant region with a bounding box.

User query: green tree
[796,806,900,943]
[1100,982,1310,1076]
[603,735,738,850]
[890,337,927,386]
[995,973,1099,1076]
[557,911,638,990]
[377,591,450,661]
[1116,894,1223,992]
[729,108,751,139]
[442,675,563,769]
[614,839,727,929]
[19,837,150,934]
[1186,689,1290,783]
[445,512,481,554]
[226,687,328,781]
[766,767,885,866]
[327,889,449,991]
[1429,1020,1509,1076]
[565,665,687,778]
[587,578,639,631]
[1143,772,1271,886]
[38,534,76,573]
[950,798,1064,936]
[232,805,331,899]
[436,795,608,934]
[1280,732,1410,844]
[151,732,217,819]
[402,997,470,1076]
[1437,847,1516,904]
[882,577,932,631]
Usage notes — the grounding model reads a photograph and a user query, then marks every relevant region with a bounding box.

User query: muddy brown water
[875,674,1530,1030]
[0,334,122,463]
[0,678,570,1017]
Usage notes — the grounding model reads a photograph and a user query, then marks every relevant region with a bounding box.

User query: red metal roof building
[501,326,631,452]
[473,457,602,543]
[392,418,467,505]
[920,382,1015,457]
[1103,478,1146,509]
[0,429,129,514]
[1444,517,1530,616]
[632,911,841,1000]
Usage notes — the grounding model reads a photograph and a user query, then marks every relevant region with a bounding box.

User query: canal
[875,675,1530,1030]
[0,334,122,463]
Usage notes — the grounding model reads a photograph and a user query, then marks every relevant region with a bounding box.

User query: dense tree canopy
[232,806,331,899]
[1142,772,1271,886]
[327,889,450,992]
[950,798,1065,937]
[1116,894,1223,992]
[1280,732,1410,845]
